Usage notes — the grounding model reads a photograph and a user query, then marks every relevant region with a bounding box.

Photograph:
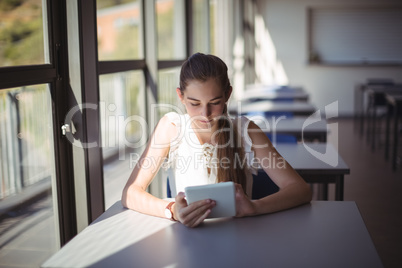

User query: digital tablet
[184,182,236,219]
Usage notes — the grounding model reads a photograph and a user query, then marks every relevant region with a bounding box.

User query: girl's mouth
[199,119,213,124]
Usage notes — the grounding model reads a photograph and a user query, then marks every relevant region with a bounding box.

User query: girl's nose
[201,105,211,118]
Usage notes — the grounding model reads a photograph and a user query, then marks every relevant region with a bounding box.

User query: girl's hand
[174,192,216,228]
[234,183,257,217]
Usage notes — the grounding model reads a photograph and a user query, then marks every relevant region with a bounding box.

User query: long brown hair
[179,53,248,194]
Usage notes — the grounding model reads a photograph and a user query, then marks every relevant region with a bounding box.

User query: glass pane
[97,0,144,60]
[156,0,186,60]
[99,71,146,209]
[192,0,210,54]
[0,0,47,67]
[157,67,183,119]
[209,0,217,55]
[154,67,182,199]
[0,85,59,266]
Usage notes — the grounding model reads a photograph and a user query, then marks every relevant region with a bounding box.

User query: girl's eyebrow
[187,96,223,102]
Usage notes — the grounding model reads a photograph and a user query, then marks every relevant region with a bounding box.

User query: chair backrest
[167,177,172,198]
[369,86,402,106]
[367,79,394,86]
[266,133,297,144]
[252,171,279,199]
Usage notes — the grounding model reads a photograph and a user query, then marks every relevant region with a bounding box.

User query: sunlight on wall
[255,15,289,86]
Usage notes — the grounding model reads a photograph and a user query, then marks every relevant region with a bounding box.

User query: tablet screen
[184,182,236,218]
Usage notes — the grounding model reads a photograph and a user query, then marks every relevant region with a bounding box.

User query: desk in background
[42,201,383,268]
[252,116,328,142]
[240,90,309,102]
[242,84,308,101]
[245,84,305,92]
[229,100,316,117]
[275,143,349,201]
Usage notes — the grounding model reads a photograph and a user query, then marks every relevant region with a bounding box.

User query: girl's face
[177,78,231,130]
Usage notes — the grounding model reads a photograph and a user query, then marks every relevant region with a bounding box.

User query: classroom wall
[255,0,402,116]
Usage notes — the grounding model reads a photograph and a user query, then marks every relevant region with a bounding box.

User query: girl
[122,53,311,227]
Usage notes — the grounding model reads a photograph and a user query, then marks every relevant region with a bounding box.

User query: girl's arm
[122,115,216,225]
[121,115,173,218]
[236,121,312,217]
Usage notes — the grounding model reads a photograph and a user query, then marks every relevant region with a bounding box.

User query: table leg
[360,107,365,137]
[322,183,328,200]
[318,183,329,200]
[385,103,391,160]
[392,104,400,171]
[354,86,361,134]
[335,175,344,201]
[372,106,376,151]
[366,100,372,144]
[359,87,366,137]
[321,133,326,143]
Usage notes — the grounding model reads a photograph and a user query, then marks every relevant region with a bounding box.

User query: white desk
[42,201,383,268]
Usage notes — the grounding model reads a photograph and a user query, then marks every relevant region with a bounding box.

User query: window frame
[0,0,77,245]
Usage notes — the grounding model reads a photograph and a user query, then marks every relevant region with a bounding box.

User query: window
[97,0,144,60]
[0,0,71,265]
[156,0,186,60]
[158,67,182,115]
[0,0,47,66]
[192,0,210,54]
[99,71,146,209]
[209,0,217,55]
[0,86,58,267]
[96,0,147,208]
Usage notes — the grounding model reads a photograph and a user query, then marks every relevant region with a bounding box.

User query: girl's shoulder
[159,112,187,144]
[164,112,186,127]
[231,115,263,146]
[231,115,255,131]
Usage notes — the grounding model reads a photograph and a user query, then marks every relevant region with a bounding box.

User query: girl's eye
[189,102,220,106]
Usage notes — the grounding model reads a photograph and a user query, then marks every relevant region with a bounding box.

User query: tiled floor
[0,117,401,267]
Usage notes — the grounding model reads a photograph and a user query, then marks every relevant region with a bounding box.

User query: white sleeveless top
[163,112,258,197]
